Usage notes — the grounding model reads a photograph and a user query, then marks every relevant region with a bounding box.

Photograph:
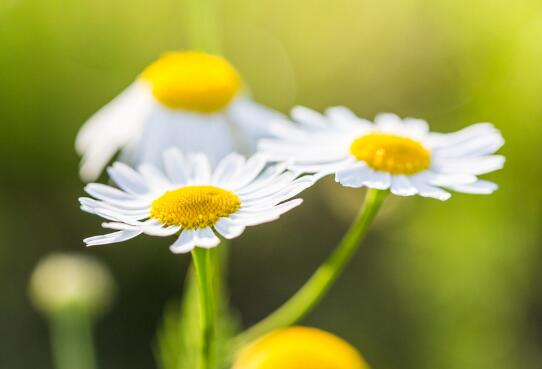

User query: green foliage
[155,248,239,369]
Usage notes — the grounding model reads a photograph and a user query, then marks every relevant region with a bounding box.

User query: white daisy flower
[79,149,314,253]
[259,107,505,201]
[76,51,282,181]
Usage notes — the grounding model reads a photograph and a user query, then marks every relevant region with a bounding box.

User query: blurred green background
[1,0,541,368]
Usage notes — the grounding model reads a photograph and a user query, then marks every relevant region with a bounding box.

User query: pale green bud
[29,253,115,316]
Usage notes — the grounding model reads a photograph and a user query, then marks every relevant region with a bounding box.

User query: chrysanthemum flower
[260,107,505,200]
[232,326,369,369]
[79,149,313,253]
[76,51,282,181]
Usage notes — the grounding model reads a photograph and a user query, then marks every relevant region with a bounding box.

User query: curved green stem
[50,309,97,369]
[192,247,215,369]
[233,189,387,348]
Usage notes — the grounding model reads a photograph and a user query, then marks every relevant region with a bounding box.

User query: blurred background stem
[234,189,387,348]
[192,247,216,369]
[185,0,221,53]
[50,309,97,369]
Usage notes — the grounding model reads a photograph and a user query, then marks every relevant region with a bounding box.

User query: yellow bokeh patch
[141,51,241,113]
[233,327,369,369]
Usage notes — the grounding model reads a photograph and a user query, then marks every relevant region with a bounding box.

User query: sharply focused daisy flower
[260,107,505,200]
[76,51,282,181]
[79,149,313,253]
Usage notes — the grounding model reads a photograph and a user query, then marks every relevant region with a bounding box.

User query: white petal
[214,218,245,239]
[187,153,212,184]
[233,199,303,226]
[390,175,417,196]
[133,109,235,168]
[76,82,153,181]
[227,97,285,153]
[84,230,142,246]
[445,180,498,194]
[375,113,403,133]
[335,164,372,188]
[163,148,189,185]
[107,162,149,194]
[291,106,328,128]
[433,155,505,175]
[325,106,372,132]
[169,230,197,254]
[212,153,246,185]
[403,118,429,139]
[138,164,171,191]
[362,170,391,190]
[410,176,451,201]
[195,228,221,249]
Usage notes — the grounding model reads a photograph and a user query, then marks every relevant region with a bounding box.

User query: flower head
[29,253,115,316]
[76,51,282,181]
[80,149,314,253]
[260,107,505,200]
[232,326,369,369]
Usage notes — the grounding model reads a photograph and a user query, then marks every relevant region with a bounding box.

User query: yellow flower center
[141,51,241,113]
[232,327,369,369]
[350,133,431,175]
[150,185,241,229]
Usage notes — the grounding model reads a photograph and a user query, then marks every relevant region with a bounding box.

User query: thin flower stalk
[234,189,387,348]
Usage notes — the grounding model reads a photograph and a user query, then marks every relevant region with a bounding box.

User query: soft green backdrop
[1,0,541,368]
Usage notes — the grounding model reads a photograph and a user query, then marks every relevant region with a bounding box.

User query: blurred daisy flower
[260,107,505,200]
[79,149,314,253]
[76,51,282,181]
[232,326,369,369]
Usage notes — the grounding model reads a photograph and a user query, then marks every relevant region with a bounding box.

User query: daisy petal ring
[76,51,283,181]
[259,107,505,200]
[79,149,314,253]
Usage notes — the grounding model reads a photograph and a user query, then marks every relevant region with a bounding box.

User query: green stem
[192,247,215,369]
[50,309,97,369]
[185,0,221,53]
[233,189,387,348]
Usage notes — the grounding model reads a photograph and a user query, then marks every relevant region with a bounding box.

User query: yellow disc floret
[141,51,241,113]
[150,185,241,229]
[232,326,369,369]
[350,133,431,175]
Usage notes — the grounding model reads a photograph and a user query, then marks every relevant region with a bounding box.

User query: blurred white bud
[29,253,116,316]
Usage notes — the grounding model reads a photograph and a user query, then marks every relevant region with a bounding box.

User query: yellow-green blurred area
[1,0,541,368]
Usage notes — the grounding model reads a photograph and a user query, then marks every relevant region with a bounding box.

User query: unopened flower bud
[29,253,115,316]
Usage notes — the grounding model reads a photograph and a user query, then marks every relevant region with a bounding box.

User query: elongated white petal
[390,175,417,196]
[163,148,189,185]
[84,230,142,246]
[214,218,245,239]
[76,83,154,181]
[291,106,328,128]
[444,180,498,194]
[108,162,149,194]
[170,230,198,254]
[195,228,221,248]
[212,153,245,185]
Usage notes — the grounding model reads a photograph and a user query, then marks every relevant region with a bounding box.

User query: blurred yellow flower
[76,50,282,182]
[232,326,369,369]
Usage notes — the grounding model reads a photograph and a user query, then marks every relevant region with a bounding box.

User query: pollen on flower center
[350,133,431,175]
[150,185,241,229]
[141,51,241,113]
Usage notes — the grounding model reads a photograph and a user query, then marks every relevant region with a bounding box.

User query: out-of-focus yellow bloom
[232,326,369,369]
[29,253,115,316]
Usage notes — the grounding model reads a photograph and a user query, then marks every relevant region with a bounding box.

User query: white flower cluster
[78,51,504,253]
